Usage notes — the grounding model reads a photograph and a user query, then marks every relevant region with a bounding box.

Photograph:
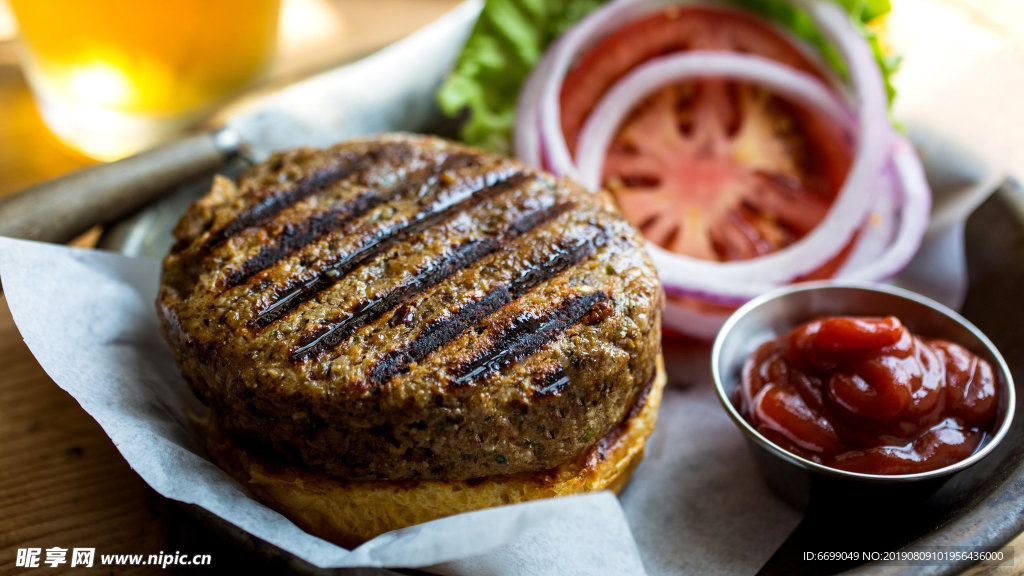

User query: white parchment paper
[0,237,794,575]
[1,0,1022,574]
[0,144,1008,575]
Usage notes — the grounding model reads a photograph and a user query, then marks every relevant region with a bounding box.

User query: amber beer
[9,0,280,159]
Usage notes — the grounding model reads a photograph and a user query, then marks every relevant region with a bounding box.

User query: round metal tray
[99,161,1024,575]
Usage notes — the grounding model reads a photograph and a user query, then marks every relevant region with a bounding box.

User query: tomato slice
[560,6,854,263]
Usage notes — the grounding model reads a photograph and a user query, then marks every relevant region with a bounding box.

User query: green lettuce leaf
[437,0,897,152]
[436,0,605,152]
[725,0,899,103]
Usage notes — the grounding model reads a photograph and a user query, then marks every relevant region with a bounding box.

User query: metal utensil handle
[0,131,236,244]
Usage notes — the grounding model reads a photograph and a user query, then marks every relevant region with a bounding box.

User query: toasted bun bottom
[206,356,666,549]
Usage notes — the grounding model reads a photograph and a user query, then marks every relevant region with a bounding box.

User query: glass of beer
[8,0,281,160]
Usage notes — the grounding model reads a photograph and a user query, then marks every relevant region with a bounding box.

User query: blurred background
[0,0,1021,201]
[0,0,461,197]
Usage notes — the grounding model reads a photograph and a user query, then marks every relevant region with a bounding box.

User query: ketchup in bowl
[735,316,999,475]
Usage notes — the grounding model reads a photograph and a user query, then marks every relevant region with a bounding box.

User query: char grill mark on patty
[250,169,531,330]
[202,142,411,251]
[219,152,483,291]
[453,290,611,386]
[219,190,381,290]
[158,135,665,482]
[290,200,576,362]
[367,230,608,386]
[534,370,572,397]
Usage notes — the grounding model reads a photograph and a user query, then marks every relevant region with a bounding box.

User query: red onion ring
[511,0,931,338]
[643,5,888,302]
[574,52,853,191]
[534,0,671,179]
[837,135,931,283]
[664,135,930,339]
[523,0,892,304]
[834,166,898,275]
[514,42,557,168]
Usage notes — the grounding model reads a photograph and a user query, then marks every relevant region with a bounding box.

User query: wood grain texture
[0,2,461,573]
[0,296,169,574]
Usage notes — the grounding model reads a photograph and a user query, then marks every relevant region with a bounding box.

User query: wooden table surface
[0,1,1021,574]
[0,2,464,574]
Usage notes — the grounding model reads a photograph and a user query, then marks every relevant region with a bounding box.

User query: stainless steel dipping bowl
[711,281,1016,509]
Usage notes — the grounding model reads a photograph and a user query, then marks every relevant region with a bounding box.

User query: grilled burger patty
[158,133,663,482]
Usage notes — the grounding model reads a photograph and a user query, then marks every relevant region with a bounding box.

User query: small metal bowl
[711,281,1016,509]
